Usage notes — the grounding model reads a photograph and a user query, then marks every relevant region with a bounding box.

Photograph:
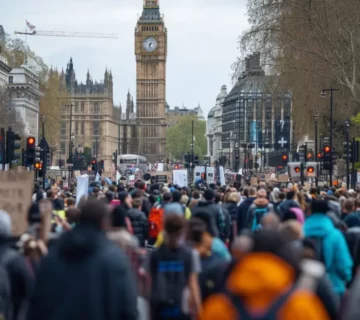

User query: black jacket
[236,197,255,232]
[191,201,223,237]
[0,241,33,320]
[223,202,238,222]
[127,208,148,247]
[27,225,138,320]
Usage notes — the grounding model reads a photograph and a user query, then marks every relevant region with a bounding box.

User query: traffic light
[184,154,190,168]
[174,164,179,170]
[281,153,289,165]
[0,128,5,168]
[100,160,104,170]
[26,136,36,166]
[288,162,301,178]
[317,153,323,161]
[235,148,240,161]
[112,151,118,167]
[194,155,199,166]
[299,144,307,163]
[343,142,352,161]
[91,158,96,172]
[323,144,331,170]
[306,151,314,161]
[34,161,42,170]
[6,128,21,166]
[305,162,318,178]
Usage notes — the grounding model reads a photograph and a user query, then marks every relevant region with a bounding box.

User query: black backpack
[224,286,297,320]
[149,245,192,316]
[0,249,16,320]
[306,236,325,264]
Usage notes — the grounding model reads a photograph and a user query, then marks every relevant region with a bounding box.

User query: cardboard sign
[74,170,81,178]
[278,174,289,183]
[0,171,33,235]
[251,177,258,186]
[156,172,171,184]
[156,174,168,184]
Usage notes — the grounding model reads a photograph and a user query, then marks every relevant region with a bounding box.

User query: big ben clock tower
[135,0,167,162]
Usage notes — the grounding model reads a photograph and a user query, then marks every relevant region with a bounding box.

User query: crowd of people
[2,178,360,319]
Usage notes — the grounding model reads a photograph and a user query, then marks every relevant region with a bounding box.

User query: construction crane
[14,30,118,39]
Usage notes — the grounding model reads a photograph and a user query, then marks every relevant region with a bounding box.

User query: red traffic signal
[317,153,323,159]
[307,152,313,160]
[307,166,315,174]
[294,167,301,173]
[324,146,331,153]
[174,164,179,170]
[27,137,35,146]
[35,162,42,170]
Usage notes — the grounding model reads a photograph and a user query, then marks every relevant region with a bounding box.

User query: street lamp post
[321,88,339,186]
[345,118,351,190]
[314,112,319,187]
[40,114,45,140]
[65,104,74,183]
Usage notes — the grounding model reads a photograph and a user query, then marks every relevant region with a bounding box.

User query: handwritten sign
[0,171,33,235]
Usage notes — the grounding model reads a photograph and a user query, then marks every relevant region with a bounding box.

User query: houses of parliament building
[59,0,167,169]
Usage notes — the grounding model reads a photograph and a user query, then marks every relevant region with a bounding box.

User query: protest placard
[173,170,188,187]
[0,171,33,235]
[251,177,258,186]
[278,174,289,183]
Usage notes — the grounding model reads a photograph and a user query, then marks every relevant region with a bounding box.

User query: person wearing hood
[236,187,257,232]
[199,230,331,320]
[0,210,33,320]
[27,199,138,320]
[191,189,225,239]
[277,190,300,219]
[304,200,353,297]
[246,189,274,229]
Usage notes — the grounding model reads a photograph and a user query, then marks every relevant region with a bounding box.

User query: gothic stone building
[59,58,137,172]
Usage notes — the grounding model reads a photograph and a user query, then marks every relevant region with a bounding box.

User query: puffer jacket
[127,209,148,247]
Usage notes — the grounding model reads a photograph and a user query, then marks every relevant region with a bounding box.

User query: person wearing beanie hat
[304,200,353,296]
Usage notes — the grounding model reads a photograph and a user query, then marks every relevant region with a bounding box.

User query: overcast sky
[1,0,248,117]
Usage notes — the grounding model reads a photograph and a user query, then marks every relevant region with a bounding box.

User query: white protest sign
[116,171,121,183]
[156,163,164,172]
[76,174,89,206]
[194,166,205,183]
[129,175,135,183]
[95,172,100,182]
[219,166,225,185]
[206,167,215,184]
[0,171,33,235]
[173,170,188,187]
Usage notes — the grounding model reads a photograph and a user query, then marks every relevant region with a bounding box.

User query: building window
[81,122,84,135]
[94,103,99,113]
[75,121,79,135]
[93,121,99,135]
[75,102,79,113]
[8,76,13,84]
[60,142,66,152]
[60,122,66,136]
[81,102,85,113]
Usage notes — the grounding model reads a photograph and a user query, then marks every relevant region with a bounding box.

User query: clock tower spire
[135,0,167,162]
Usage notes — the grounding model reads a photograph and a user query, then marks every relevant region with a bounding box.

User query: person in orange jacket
[198,230,331,320]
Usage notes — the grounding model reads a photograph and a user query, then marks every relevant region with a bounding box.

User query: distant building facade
[59,58,137,171]
[222,52,292,170]
[207,85,227,162]
[165,103,205,127]
[7,65,43,140]
[0,26,10,87]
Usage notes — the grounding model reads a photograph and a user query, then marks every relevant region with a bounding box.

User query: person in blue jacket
[304,200,353,297]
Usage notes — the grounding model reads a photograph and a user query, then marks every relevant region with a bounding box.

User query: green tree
[166,117,207,161]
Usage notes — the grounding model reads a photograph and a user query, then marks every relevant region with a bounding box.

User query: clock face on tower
[143,37,158,52]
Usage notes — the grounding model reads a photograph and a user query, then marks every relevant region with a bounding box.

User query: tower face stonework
[135,0,167,162]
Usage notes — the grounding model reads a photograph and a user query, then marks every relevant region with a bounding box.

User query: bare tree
[238,0,360,142]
